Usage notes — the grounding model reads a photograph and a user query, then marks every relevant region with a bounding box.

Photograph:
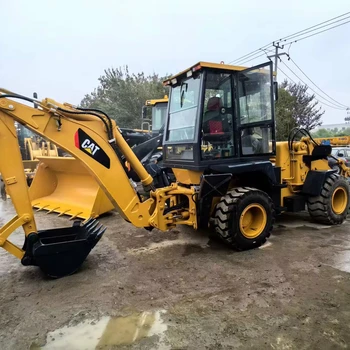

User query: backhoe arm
[0,92,155,227]
[0,90,197,277]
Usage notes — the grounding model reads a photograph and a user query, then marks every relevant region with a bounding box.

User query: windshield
[152,102,167,131]
[167,75,201,142]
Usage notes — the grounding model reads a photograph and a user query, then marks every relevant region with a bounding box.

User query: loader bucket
[21,219,106,278]
[29,157,115,219]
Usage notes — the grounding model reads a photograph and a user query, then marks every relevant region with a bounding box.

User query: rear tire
[212,187,275,250]
[307,173,350,225]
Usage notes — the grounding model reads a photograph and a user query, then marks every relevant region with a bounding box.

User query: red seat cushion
[209,120,224,134]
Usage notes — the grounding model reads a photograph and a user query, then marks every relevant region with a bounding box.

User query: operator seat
[202,97,231,144]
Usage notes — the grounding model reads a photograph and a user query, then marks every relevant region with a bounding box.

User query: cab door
[235,61,276,158]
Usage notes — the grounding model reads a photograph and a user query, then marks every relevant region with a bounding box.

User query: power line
[228,12,350,65]
[282,18,350,46]
[278,64,346,110]
[228,43,273,64]
[278,66,345,111]
[288,57,349,108]
[278,11,350,42]
[235,49,274,66]
[281,15,350,44]
[280,59,347,109]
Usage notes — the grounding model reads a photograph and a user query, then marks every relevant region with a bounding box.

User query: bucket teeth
[87,222,106,248]
[85,218,97,229]
[82,218,94,226]
[87,222,104,239]
[89,220,100,231]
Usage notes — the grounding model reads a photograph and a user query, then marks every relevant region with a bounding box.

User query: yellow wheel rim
[239,203,267,239]
[332,187,348,215]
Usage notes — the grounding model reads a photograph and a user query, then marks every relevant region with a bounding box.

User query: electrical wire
[289,57,349,109]
[279,60,347,110]
[228,12,350,65]
[228,42,273,64]
[279,13,350,42]
[235,52,270,66]
[277,66,347,112]
[282,19,350,46]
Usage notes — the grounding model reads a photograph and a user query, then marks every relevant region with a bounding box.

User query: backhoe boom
[0,90,196,277]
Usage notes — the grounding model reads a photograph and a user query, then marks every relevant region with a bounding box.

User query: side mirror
[273,81,278,102]
[338,152,344,157]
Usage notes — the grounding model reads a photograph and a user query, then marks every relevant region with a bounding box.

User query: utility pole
[267,42,288,82]
[272,42,284,81]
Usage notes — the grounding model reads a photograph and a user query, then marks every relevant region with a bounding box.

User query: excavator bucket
[29,157,115,219]
[22,219,106,278]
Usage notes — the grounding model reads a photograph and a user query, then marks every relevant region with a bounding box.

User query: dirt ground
[1,200,350,350]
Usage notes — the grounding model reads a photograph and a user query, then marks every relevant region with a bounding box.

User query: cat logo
[81,139,100,155]
[74,128,111,169]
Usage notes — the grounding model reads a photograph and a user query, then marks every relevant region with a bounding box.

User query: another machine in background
[141,96,168,135]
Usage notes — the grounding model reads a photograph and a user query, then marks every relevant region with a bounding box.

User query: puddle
[128,236,207,255]
[331,248,350,273]
[31,310,169,350]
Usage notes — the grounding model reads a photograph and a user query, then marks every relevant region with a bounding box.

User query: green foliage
[275,79,325,141]
[312,127,350,138]
[275,87,297,141]
[80,66,170,128]
[285,81,324,130]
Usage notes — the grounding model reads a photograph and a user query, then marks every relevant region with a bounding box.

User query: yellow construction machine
[314,136,350,146]
[0,60,349,278]
[141,96,168,135]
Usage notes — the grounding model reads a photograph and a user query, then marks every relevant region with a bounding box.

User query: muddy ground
[0,200,350,350]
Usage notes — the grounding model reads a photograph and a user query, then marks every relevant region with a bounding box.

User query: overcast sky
[1,0,349,125]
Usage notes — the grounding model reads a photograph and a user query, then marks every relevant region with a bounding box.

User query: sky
[1,0,349,125]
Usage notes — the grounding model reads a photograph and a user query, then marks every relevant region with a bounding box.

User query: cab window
[237,63,274,155]
[167,76,201,142]
[201,72,234,160]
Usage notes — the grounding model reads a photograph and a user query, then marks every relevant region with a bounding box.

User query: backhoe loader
[0,60,349,279]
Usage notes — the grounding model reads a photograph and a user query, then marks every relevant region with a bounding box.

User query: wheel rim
[332,187,348,215]
[239,203,267,239]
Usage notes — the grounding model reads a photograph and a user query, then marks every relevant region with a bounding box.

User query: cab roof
[163,61,248,86]
[145,95,168,106]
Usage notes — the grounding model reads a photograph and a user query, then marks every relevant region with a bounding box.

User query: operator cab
[163,62,276,171]
[142,96,168,136]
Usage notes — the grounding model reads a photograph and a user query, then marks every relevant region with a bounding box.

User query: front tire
[213,187,275,250]
[307,173,350,225]
[332,164,341,174]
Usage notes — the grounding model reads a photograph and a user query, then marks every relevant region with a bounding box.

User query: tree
[285,81,324,131]
[312,127,350,138]
[275,86,298,141]
[81,66,170,129]
[312,128,332,138]
[275,80,325,141]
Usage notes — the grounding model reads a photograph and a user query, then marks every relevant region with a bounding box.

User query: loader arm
[0,90,197,277]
